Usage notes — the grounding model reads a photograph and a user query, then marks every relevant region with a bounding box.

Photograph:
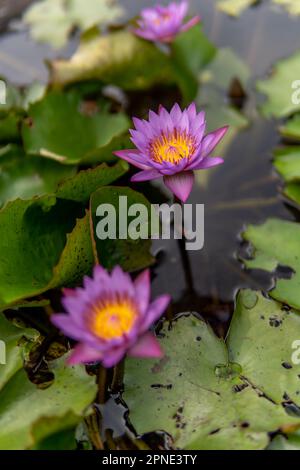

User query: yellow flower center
[150,130,195,164]
[90,299,137,340]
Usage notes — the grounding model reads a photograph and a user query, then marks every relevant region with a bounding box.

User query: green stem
[111,359,125,394]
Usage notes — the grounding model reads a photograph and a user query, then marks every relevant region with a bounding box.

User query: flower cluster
[52,2,228,369]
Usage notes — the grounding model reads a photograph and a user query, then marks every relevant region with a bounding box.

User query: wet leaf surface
[124,291,300,450]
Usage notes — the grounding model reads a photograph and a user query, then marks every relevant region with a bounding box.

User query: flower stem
[174,196,194,294]
[97,365,107,404]
[111,359,125,394]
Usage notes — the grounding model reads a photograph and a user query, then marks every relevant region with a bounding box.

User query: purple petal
[67,344,103,365]
[114,149,151,170]
[102,347,126,368]
[134,269,151,314]
[180,16,201,33]
[131,169,162,182]
[142,294,171,331]
[163,171,195,202]
[111,265,135,297]
[187,156,224,170]
[201,126,229,157]
[128,332,163,359]
[51,314,84,340]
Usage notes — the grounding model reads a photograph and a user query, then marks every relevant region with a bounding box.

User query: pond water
[1,0,300,332]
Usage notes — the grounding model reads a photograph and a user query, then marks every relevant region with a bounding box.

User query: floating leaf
[50,30,174,90]
[257,51,300,118]
[0,353,96,450]
[0,147,75,206]
[243,218,300,309]
[280,114,300,141]
[22,91,129,164]
[217,0,300,17]
[273,0,300,15]
[56,161,128,203]
[217,0,255,17]
[24,0,124,49]
[90,186,155,272]
[171,26,216,102]
[125,291,300,450]
[0,196,93,309]
[269,431,300,450]
[0,313,39,390]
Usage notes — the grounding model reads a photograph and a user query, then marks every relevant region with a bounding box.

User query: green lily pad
[90,186,155,272]
[280,114,300,141]
[0,313,39,390]
[269,430,300,450]
[217,0,256,17]
[24,0,124,49]
[257,51,300,118]
[0,148,76,206]
[243,218,300,309]
[56,161,128,203]
[0,196,93,309]
[0,112,22,143]
[22,90,129,165]
[124,290,300,450]
[171,26,216,102]
[217,0,300,16]
[50,26,214,101]
[273,0,300,15]
[0,353,96,450]
[50,30,174,90]
[195,48,249,188]
[273,146,300,181]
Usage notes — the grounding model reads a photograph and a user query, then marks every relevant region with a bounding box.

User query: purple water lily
[114,103,228,202]
[51,266,170,368]
[134,1,201,43]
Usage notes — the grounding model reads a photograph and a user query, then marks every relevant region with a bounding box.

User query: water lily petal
[128,332,163,358]
[163,171,195,202]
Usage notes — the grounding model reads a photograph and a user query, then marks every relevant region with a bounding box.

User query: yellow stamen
[150,130,195,164]
[90,299,137,340]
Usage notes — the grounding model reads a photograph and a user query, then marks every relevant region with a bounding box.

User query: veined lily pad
[124,290,300,450]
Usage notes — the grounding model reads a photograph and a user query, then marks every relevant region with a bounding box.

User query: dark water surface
[1,1,300,323]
